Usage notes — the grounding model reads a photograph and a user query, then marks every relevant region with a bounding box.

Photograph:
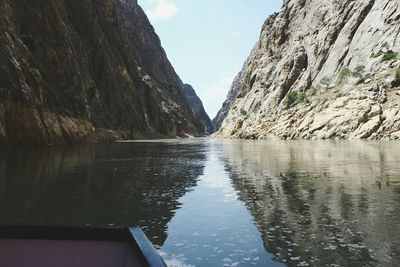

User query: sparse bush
[382,50,398,61]
[371,43,398,61]
[240,108,247,116]
[310,84,321,95]
[285,92,297,108]
[320,76,332,89]
[284,91,309,108]
[352,65,365,78]
[395,68,400,81]
[338,65,368,84]
[339,68,352,83]
[299,93,309,103]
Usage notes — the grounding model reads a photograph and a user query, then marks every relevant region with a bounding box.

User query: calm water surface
[0,139,400,266]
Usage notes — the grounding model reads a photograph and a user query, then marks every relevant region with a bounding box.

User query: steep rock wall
[215,0,400,140]
[0,0,205,145]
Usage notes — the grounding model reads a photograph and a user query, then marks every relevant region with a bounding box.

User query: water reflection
[0,139,400,266]
[220,140,400,266]
[160,144,283,266]
[0,140,208,246]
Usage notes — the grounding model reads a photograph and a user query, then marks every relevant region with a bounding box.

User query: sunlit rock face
[214,0,400,140]
[220,140,400,266]
[0,0,206,145]
[212,47,257,131]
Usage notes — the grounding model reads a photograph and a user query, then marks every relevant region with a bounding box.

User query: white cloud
[146,0,178,22]
[199,74,236,119]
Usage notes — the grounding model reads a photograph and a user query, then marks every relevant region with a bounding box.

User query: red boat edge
[0,225,166,267]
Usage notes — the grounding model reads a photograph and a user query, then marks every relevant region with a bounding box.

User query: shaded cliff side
[0,0,205,145]
[215,0,400,140]
[182,84,213,134]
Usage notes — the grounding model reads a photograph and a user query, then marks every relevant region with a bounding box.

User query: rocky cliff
[215,0,400,140]
[182,84,213,134]
[0,0,206,145]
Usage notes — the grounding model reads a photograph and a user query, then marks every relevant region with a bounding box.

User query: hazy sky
[138,0,282,119]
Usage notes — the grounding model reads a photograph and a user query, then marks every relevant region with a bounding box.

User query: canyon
[0,0,211,145]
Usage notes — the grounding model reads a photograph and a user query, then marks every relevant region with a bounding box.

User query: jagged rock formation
[215,0,400,140]
[0,0,206,145]
[212,66,245,131]
[182,84,213,134]
[212,45,259,131]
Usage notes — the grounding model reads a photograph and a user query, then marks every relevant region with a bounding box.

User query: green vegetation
[310,84,321,95]
[354,65,367,84]
[339,68,353,83]
[371,42,398,61]
[284,91,309,108]
[352,65,365,78]
[395,68,400,82]
[240,108,247,116]
[338,65,366,84]
[320,76,332,89]
[382,50,398,61]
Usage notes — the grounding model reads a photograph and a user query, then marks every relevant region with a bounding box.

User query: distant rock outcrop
[212,73,244,132]
[212,46,257,131]
[215,0,400,140]
[0,0,206,145]
[182,84,213,134]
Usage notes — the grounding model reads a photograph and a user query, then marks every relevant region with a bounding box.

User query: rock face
[0,0,206,145]
[215,0,400,140]
[212,46,257,131]
[182,84,213,134]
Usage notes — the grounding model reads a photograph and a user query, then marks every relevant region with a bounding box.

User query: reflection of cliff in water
[0,141,208,246]
[220,140,400,267]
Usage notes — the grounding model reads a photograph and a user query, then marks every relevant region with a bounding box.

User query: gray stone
[214,0,400,140]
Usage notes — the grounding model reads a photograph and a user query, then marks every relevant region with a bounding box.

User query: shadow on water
[0,140,209,246]
[220,140,400,267]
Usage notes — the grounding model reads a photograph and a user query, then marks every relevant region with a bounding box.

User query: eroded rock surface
[0,0,207,145]
[215,0,400,140]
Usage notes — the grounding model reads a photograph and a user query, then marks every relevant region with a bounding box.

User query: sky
[138,0,283,119]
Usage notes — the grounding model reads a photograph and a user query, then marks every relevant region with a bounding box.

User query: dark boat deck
[0,239,140,267]
[0,226,166,267]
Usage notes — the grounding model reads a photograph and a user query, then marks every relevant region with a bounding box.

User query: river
[0,139,399,266]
